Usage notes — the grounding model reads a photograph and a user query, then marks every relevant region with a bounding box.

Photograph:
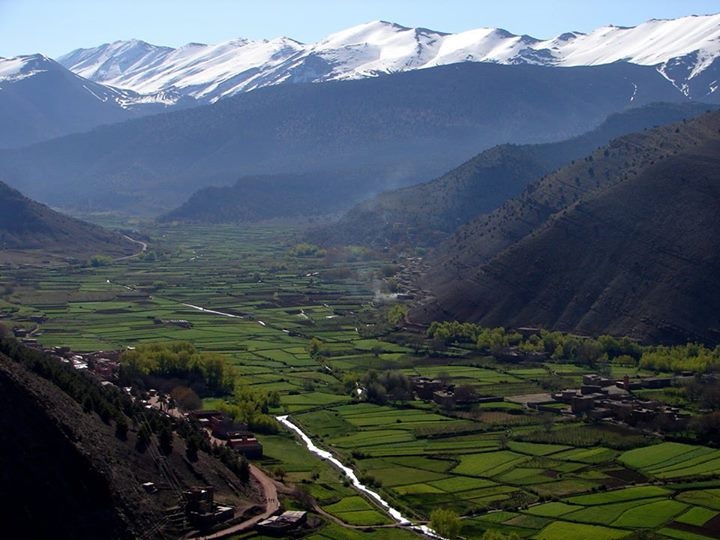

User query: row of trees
[640,343,720,373]
[427,323,650,367]
[120,342,235,396]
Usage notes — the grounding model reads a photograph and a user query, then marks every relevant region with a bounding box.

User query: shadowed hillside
[417,111,720,344]
[0,342,261,539]
[0,180,136,262]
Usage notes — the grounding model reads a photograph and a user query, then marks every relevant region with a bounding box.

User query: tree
[159,426,174,455]
[136,424,151,452]
[454,385,478,403]
[89,255,112,267]
[387,304,408,326]
[186,436,199,462]
[308,337,324,359]
[170,386,202,411]
[238,455,250,483]
[430,508,461,539]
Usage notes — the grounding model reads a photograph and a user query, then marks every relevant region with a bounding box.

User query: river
[276,415,444,539]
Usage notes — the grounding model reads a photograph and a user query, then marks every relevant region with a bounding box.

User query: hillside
[0,62,686,215]
[312,102,715,247]
[0,55,175,149]
[161,171,371,223]
[417,111,720,344]
[0,180,136,262]
[0,342,261,539]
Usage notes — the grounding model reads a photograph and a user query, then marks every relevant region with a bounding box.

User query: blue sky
[1,0,719,58]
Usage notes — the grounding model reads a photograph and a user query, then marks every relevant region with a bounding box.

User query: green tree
[115,416,129,440]
[136,424,151,452]
[238,455,250,483]
[89,255,112,267]
[274,466,286,482]
[387,304,408,326]
[186,436,199,462]
[430,508,461,539]
[308,337,324,359]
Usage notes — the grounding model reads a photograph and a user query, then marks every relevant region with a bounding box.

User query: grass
[453,451,527,477]
[534,521,629,540]
[566,486,671,505]
[675,506,718,526]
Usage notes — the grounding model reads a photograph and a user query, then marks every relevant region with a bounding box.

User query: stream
[276,415,444,539]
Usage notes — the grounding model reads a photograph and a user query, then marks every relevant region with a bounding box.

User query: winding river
[277,415,444,539]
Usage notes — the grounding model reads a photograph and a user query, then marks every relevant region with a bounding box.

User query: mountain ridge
[0,180,136,262]
[57,14,720,103]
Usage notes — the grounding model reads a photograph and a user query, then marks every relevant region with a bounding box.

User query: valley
[2,223,720,539]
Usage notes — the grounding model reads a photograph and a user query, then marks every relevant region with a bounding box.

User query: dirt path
[115,235,148,261]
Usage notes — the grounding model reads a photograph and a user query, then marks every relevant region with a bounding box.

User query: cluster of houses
[411,376,500,408]
[189,410,263,458]
[536,373,695,427]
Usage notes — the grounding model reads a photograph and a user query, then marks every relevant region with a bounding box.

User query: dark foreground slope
[0,61,685,215]
[0,180,135,262]
[417,111,720,344]
[0,342,260,539]
[312,103,715,247]
[0,353,159,539]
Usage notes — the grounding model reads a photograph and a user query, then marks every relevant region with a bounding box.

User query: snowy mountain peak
[0,54,63,82]
[56,13,720,103]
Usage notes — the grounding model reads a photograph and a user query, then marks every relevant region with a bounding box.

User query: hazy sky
[2,0,719,58]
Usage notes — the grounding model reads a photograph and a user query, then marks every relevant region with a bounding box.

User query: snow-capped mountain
[58,14,720,103]
[0,54,184,148]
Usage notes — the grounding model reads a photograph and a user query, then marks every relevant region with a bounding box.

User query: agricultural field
[1,223,719,539]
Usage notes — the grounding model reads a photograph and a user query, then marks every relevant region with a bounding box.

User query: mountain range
[59,15,720,104]
[0,61,684,215]
[415,110,720,343]
[1,14,718,150]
